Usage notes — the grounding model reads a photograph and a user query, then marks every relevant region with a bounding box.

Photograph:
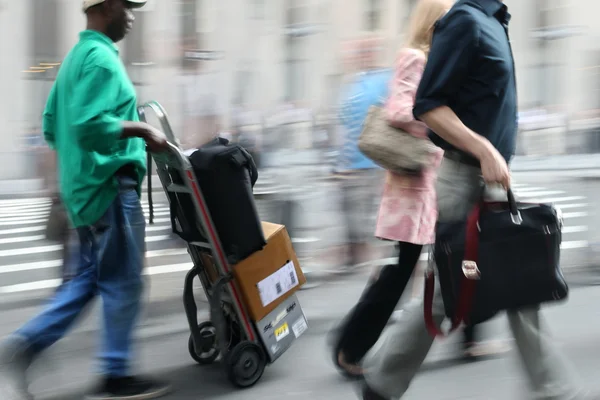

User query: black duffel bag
[169,137,266,264]
[424,188,568,336]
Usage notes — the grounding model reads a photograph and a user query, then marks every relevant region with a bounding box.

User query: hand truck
[138,101,281,388]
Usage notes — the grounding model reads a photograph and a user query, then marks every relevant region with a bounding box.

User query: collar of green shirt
[79,30,120,54]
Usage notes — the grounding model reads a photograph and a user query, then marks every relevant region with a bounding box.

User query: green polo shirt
[43,30,147,227]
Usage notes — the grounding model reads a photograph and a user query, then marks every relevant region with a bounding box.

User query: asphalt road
[5,271,600,400]
[0,170,598,399]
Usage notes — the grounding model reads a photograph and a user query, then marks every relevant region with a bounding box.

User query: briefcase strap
[423,202,482,337]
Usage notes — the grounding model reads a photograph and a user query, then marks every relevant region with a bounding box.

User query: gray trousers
[363,157,582,400]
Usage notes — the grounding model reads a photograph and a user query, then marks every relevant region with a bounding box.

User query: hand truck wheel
[225,341,267,388]
[188,321,220,365]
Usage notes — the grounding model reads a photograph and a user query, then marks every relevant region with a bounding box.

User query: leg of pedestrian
[0,223,98,399]
[89,177,170,399]
[507,309,583,400]
[362,286,443,399]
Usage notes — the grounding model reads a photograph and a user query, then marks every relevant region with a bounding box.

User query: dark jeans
[14,177,145,376]
[336,242,478,364]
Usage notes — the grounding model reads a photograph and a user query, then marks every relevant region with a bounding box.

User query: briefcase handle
[423,186,520,337]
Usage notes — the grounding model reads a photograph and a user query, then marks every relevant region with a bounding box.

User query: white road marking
[0,232,177,246]
[556,203,587,210]
[516,190,565,198]
[0,248,188,274]
[531,196,586,203]
[0,224,171,236]
[0,226,46,236]
[0,217,171,227]
[563,226,588,233]
[0,205,169,218]
[562,212,588,219]
[0,262,193,294]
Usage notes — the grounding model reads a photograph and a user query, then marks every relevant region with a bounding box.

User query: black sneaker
[86,376,171,400]
[0,338,34,400]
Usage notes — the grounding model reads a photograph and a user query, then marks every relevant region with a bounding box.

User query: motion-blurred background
[0,1,599,399]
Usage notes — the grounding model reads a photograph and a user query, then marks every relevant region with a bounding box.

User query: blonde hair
[404,0,454,56]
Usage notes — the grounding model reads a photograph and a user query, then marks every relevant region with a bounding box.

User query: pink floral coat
[374,48,444,245]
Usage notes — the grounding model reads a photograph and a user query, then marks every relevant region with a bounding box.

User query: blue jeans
[15,176,145,377]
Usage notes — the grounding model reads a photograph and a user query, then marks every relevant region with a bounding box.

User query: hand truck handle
[137,101,179,146]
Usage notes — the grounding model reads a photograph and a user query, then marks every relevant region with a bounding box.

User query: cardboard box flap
[261,221,284,240]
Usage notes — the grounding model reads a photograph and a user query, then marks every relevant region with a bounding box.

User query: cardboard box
[232,222,306,321]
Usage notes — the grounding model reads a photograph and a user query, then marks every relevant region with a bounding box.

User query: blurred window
[365,0,383,31]
[250,0,265,19]
[284,0,310,102]
[28,0,61,132]
[30,0,61,79]
[180,0,201,71]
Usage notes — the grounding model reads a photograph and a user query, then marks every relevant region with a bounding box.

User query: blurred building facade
[1,0,599,179]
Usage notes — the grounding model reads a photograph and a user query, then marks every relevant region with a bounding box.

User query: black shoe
[86,376,171,400]
[362,383,389,400]
[0,338,34,400]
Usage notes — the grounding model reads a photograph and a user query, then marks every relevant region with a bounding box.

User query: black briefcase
[424,189,568,336]
[168,137,266,265]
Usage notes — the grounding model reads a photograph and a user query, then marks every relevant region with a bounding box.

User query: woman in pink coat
[331,0,504,378]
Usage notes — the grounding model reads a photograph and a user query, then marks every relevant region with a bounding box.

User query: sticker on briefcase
[257,260,299,307]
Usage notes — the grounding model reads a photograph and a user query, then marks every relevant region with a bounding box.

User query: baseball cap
[82,0,147,12]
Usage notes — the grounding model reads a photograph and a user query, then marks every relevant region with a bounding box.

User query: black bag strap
[168,193,198,242]
[147,150,154,225]
[229,146,258,186]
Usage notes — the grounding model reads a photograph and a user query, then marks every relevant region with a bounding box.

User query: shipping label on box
[256,260,299,307]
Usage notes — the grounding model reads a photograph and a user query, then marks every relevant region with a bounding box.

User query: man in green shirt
[0,1,171,399]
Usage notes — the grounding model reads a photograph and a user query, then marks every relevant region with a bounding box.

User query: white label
[257,261,299,307]
[292,317,308,338]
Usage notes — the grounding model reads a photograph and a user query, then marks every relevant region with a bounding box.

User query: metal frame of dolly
[138,101,267,388]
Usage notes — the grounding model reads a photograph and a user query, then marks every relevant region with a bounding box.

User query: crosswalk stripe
[0,217,172,227]
[0,262,193,294]
[0,226,46,236]
[524,196,585,203]
[0,231,177,246]
[0,248,189,274]
[512,187,544,192]
[0,245,186,259]
[0,197,161,207]
[0,244,62,257]
[563,226,588,233]
[561,240,588,250]
[0,205,169,218]
[562,212,588,219]
[0,235,47,245]
[0,223,172,237]
[517,190,564,198]
[556,203,587,210]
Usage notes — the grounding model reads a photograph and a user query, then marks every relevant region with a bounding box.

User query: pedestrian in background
[335,37,389,270]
